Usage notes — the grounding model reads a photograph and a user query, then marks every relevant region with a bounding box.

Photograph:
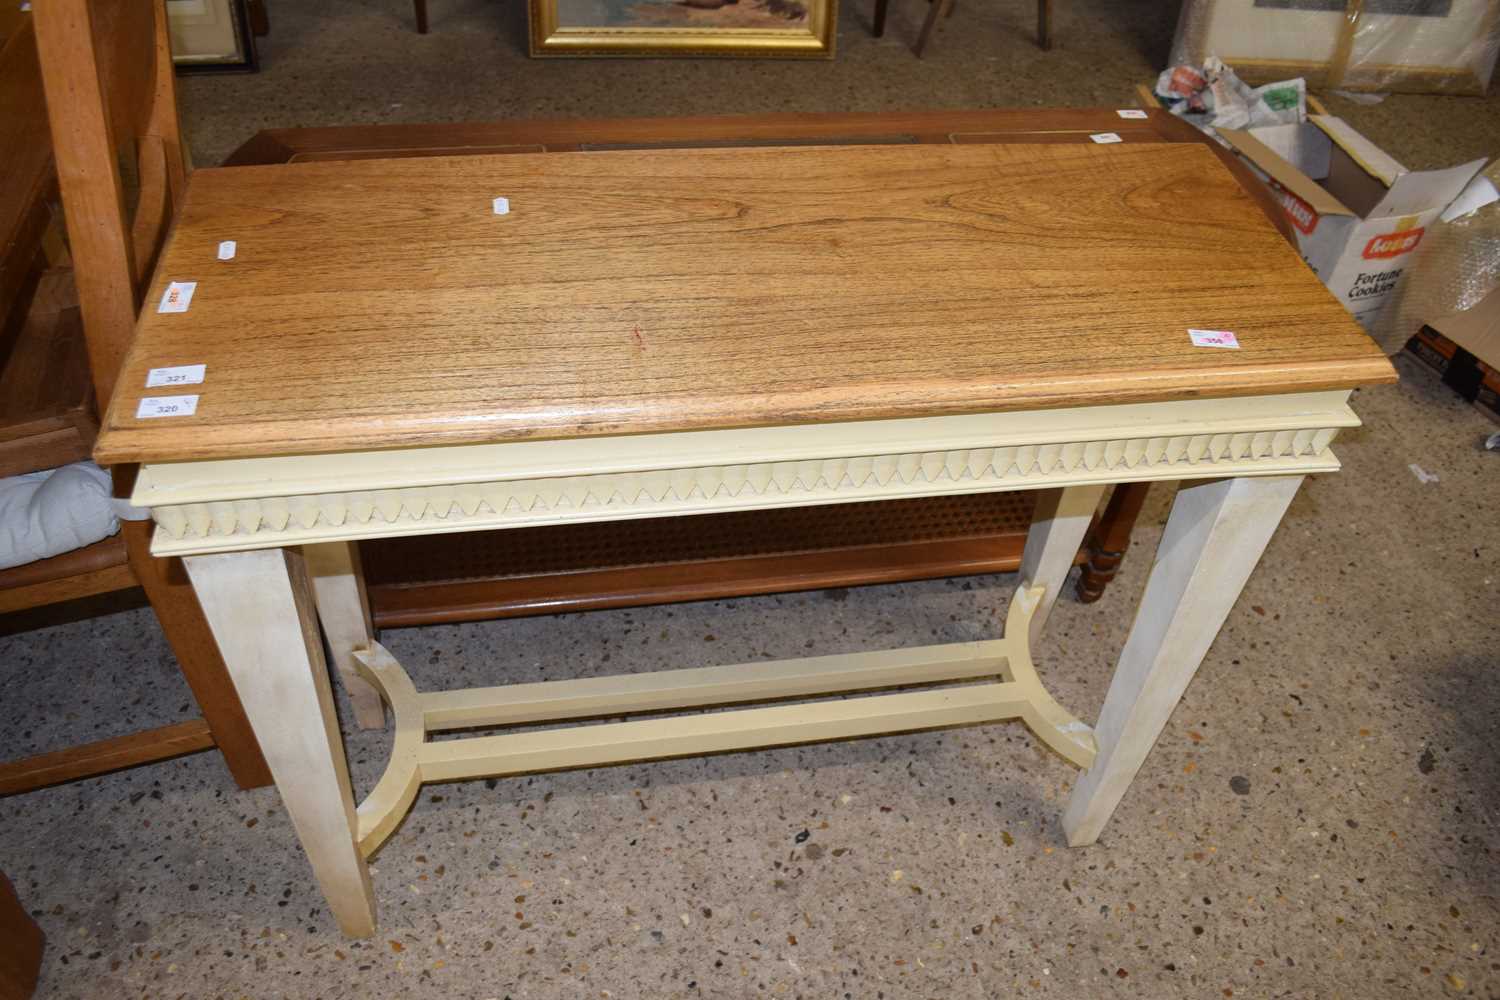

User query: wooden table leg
[306,541,387,730]
[414,0,429,33]
[1037,0,1053,50]
[0,870,43,1000]
[1062,475,1302,846]
[184,548,377,938]
[873,0,889,36]
[913,0,951,56]
[246,0,270,36]
[1018,484,1104,646]
[1076,482,1150,604]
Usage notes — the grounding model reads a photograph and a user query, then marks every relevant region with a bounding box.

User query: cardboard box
[1428,285,1500,372]
[1218,117,1486,338]
[1409,286,1500,424]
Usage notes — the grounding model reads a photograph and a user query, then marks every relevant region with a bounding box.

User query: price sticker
[1188,329,1240,349]
[1116,109,1149,119]
[136,395,200,419]
[157,281,197,313]
[1089,132,1123,144]
[218,240,237,260]
[146,364,206,388]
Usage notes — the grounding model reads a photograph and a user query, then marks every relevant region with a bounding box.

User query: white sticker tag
[1089,132,1123,144]
[217,240,237,260]
[1188,328,1240,349]
[492,197,510,215]
[136,394,199,419]
[145,363,206,388]
[1116,109,1149,119]
[157,281,196,313]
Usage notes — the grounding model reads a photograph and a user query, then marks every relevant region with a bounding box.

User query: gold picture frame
[529,0,836,58]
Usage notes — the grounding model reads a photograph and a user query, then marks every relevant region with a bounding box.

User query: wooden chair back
[1,10,55,332]
[33,0,187,410]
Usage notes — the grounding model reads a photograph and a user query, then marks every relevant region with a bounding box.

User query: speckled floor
[4,2,1499,998]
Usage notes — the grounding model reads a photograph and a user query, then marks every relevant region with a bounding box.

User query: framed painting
[1170,0,1500,93]
[167,0,258,73]
[529,0,837,58]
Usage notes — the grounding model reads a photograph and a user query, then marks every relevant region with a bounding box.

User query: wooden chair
[874,0,1054,57]
[0,870,43,1000]
[0,2,270,796]
[0,8,82,482]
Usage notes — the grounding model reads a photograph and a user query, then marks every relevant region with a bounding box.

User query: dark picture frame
[169,0,259,74]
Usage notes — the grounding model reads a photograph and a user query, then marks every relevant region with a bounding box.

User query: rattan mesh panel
[360,492,1036,587]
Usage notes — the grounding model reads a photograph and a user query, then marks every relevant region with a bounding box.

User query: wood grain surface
[223,108,1301,256]
[96,141,1394,464]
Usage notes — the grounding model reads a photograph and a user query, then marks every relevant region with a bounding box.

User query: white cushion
[0,461,121,571]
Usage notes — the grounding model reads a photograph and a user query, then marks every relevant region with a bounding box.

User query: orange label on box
[1273,185,1318,235]
[1362,227,1424,259]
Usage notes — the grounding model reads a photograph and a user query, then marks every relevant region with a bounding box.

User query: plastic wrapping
[1381,161,1500,353]
[1170,0,1500,96]
[1154,58,1307,129]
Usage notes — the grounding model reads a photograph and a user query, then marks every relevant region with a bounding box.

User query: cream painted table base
[149,392,1347,937]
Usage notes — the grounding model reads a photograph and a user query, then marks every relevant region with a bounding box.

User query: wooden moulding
[136,391,1360,557]
[349,583,1094,858]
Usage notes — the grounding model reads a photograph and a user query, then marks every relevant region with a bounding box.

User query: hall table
[93,129,1396,937]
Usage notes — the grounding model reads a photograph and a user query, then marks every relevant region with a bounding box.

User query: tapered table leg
[306,541,386,730]
[1018,484,1105,646]
[1062,475,1302,846]
[185,548,377,938]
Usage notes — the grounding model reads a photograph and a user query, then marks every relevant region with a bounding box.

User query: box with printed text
[1217,116,1486,350]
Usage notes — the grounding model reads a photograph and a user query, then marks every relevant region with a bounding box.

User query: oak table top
[95,141,1395,465]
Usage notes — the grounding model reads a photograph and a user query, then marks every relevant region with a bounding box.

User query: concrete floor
[4,1,1499,997]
